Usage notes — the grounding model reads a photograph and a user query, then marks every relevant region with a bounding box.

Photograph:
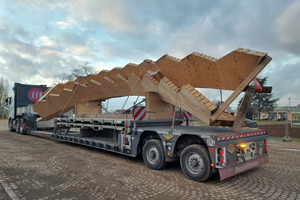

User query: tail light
[217,147,226,166]
[217,148,224,155]
[22,123,27,130]
[218,155,224,163]
[264,139,268,153]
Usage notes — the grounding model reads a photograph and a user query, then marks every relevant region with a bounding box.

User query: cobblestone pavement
[0,120,299,200]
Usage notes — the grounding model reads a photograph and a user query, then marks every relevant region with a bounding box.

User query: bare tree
[53,62,96,85]
[72,62,96,77]
[0,76,9,119]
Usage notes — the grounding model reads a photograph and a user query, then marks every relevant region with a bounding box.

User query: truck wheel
[143,139,167,170]
[16,118,21,134]
[8,119,16,132]
[20,118,26,135]
[180,144,212,182]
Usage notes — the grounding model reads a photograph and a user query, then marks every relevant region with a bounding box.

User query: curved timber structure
[33,48,271,127]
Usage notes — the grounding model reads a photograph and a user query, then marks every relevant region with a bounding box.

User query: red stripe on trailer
[183,110,192,120]
[217,130,267,141]
[140,112,146,121]
[133,106,146,121]
[134,106,143,117]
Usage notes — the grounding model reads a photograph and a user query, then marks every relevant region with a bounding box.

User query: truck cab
[6,83,48,134]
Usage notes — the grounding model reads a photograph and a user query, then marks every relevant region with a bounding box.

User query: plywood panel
[35,88,75,120]
[76,101,102,117]
[146,92,174,120]
[127,74,145,96]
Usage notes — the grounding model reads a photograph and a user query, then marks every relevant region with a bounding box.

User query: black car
[245,118,258,128]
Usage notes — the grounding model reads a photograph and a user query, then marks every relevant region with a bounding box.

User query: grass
[192,118,289,126]
[255,120,287,125]
[268,136,300,142]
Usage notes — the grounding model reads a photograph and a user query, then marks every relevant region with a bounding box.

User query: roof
[291,107,300,112]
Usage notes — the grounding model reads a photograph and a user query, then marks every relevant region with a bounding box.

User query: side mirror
[5,97,11,108]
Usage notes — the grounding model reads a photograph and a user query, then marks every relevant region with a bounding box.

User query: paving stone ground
[0,120,299,200]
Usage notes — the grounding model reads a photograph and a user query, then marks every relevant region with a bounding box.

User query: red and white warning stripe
[217,130,267,141]
[133,106,146,121]
[183,110,192,120]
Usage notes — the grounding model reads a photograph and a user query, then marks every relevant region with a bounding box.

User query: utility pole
[283,98,292,142]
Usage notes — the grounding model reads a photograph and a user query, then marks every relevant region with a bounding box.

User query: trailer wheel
[180,144,212,182]
[143,139,166,170]
[8,119,16,132]
[16,118,21,134]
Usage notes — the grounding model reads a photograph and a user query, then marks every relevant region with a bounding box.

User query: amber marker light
[239,144,247,149]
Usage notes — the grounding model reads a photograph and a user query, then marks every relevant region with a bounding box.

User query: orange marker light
[239,144,247,149]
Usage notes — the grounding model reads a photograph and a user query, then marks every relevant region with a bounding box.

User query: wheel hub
[187,153,203,174]
[191,159,198,167]
[148,146,159,164]
[150,150,156,159]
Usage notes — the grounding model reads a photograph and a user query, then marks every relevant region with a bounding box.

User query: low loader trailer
[52,117,269,181]
[6,48,271,181]
[6,109,269,182]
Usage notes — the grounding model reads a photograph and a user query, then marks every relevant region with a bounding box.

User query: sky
[0,0,300,110]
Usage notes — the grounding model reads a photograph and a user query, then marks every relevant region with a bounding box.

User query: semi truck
[6,83,48,134]
[5,48,271,182]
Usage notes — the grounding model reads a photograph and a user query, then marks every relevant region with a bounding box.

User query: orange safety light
[239,144,247,149]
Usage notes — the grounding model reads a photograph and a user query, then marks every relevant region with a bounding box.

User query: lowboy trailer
[6,95,269,182]
[51,117,269,181]
[6,48,272,181]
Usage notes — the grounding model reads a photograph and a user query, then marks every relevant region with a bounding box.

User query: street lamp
[283,98,292,142]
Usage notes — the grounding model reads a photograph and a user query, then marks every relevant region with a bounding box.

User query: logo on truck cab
[28,88,43,102]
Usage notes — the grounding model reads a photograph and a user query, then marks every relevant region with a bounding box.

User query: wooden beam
[243,85,272,93]
[145,92,174,120]
[232,87,256,132]
[210,55,272,122]
[76,101,102,118]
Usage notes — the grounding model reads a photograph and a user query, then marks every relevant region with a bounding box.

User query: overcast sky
[1,0,300,109]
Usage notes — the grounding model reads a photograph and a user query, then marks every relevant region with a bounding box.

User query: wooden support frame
[210,56,272,122]
[145,92,174,120]
[232,87,256,132]
[34,49,272,122]
[75,101,102,118]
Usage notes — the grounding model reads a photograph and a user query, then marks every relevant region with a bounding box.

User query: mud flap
[219,155,269,180]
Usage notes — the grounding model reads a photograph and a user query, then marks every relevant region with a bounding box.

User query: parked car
[245,118,258,128]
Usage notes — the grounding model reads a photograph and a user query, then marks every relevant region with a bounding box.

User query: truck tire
[20,118,26,135]
[16,118,21,134]
[180,144,212,182]
[9,119,16,132]
[143,139,167,170]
